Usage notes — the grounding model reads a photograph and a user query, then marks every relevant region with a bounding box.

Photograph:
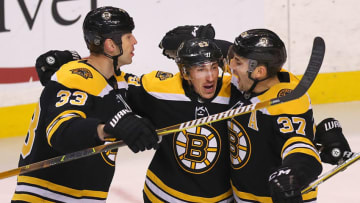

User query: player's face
[229,54,254,91]
[187,61,219,99]
[118,33,137,66]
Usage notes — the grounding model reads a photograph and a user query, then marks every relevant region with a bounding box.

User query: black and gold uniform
[12,60,133,202]
[229,70,322,203]
[128,71,234,202]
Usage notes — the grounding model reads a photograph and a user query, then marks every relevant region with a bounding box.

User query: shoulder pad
[218,74,231,98]
[255,73,311,115]
[123,72,141,86]
[141,71,184,94]
[51,61,109,96]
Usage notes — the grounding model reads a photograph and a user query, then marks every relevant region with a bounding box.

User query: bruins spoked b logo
[173,125,221,174]
[228,119,251,169]
[101,142,118,167]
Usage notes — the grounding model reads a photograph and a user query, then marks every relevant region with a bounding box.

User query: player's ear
[181,67,190,80]
[254,65,268,79]
[103,39,116,52]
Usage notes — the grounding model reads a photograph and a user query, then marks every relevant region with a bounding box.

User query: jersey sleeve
[126,70,178,117]
[40,81,103,153]
[126,72,149,117]
[257,74,322,186]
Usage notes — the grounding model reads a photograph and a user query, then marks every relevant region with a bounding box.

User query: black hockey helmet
[83,6,134,53]
[231,28,287,76]
[176,38,223,69]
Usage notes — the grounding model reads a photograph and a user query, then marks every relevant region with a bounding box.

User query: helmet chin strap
[244,59,270,99]
[244,72,270,99]
[103,44,123,76]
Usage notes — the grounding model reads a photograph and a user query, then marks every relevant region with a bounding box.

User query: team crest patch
[101,143,118,167]
[173,125,221,174]
[228,119,251,169]
[155,71,173,81]
[277,88,292,97]
[70,68,93,79]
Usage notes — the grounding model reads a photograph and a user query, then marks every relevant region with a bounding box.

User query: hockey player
[32,25,234,202]
[12,7,158,202]
[227,29,322,203]
[127,38,234,202]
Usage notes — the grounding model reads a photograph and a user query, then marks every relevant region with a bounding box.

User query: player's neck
[253,76,280,93]
[87,54,115,79]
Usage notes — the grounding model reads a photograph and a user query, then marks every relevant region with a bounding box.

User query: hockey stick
[302,152,360,194]
[0,37,325,180]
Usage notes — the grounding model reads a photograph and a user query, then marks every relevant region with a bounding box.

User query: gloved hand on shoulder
[35,50,81,86]
[159,24,215,59]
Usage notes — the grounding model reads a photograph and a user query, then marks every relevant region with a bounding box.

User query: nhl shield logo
[173,125,221,174]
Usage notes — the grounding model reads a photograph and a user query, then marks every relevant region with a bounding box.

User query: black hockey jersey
[128,71,233,202]
[12,60,133,202]
[229,70,322,203]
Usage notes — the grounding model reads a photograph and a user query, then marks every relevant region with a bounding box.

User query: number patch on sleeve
[277,116,306,135]
[55,90,88,107]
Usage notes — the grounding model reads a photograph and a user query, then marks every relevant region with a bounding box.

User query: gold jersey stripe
[231,182,318,202]
[231,184,272,203]
[281,136,316,155]
[12,193,55,203]
[146,170,232,202]
[17,176,108,199]
[46,110,86,147]
[144,184,164,203]
[284,148,321,163]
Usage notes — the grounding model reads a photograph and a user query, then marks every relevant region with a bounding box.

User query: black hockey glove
[315,118,353,165]
[103,109,159,153]
[159,24,215,59]
[35,50,81,86]
[268,167,303,203]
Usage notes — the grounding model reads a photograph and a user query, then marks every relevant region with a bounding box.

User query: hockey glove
[159,24,215,59]
[35,50,81,86]
[269,167,303,203]
[103,109,159,153]
[315,117,353,165]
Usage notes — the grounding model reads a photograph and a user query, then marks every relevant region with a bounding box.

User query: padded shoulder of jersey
[255,70,311,115]
[218,74,231,98]
[141,71,185,94]
[51,60,115,96]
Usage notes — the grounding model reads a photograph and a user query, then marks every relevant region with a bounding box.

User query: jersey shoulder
[256,70,311,115]
[218,74,231,98]
[51,60,109,96]
[141,71,184,94]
